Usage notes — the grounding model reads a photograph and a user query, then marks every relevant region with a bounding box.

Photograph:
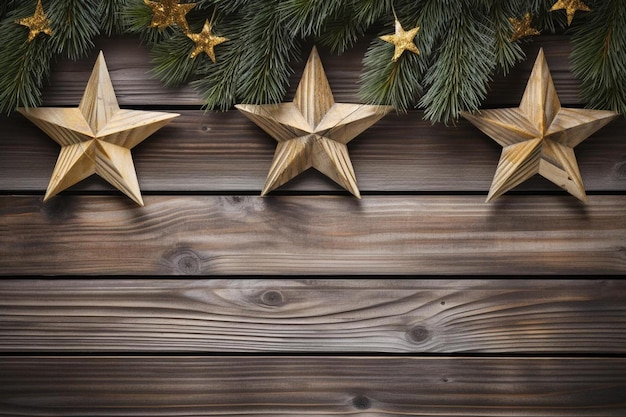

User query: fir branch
[570,0,626,115]
[150,30,199,87]
[491,1,525,75]
[234,1,300,105]
[419,1,496,124]
[0,4,53,113]
[47,0,100,60]
[277,0,344,38]
[100,0,133,35]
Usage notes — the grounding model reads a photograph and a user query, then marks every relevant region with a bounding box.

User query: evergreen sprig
[570,0,626,115]
[0,0,624,123]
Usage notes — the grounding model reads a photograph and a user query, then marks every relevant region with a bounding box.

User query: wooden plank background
[0,32,625,415]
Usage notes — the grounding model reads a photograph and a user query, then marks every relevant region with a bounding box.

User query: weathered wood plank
[1,356,625,416]
[1,279,624,352]
[2,111,624,192]
[1,195,624,275]
[38,35,579,108]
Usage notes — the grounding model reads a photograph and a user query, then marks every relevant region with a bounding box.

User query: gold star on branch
[144,0,196,32]
[461,48,618,203]
[380,19,420,62]
[187,19,228,61]
[509,13,540,42]
[235,46,393,198]
[550,0,590,26]
[18,52,179,206]
[15,0,53,42]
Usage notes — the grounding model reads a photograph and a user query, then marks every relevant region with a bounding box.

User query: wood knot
[261,290,285,306]
[352,395,371,410]
[162,248,203,275]
[407,325,430,344]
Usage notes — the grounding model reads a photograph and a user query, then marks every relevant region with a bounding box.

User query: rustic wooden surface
[2,357,625,416]
[0,32,625,416]
[1,279,624,352]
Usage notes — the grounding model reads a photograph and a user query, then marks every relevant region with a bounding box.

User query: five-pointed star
[461,48,618,202]
[550,0,590,25]
[144,0,196,32]
[18,52,179,206]
[380,19,420,62]
[509,13,540,42]
[187,19,228,61]
[235,46,392,198]
[15,0,53,42]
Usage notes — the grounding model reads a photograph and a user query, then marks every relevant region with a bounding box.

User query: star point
[380,19,420,62]
[187,19,228,61]
[18,52,179,206]
[15,0,53,42]
[236,46,393,198]
[461,48,618,202]
[550,0,591,26]
[144,0,196,32]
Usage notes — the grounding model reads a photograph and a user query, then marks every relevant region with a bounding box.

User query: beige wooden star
[15,0,53,42]
[380,19,420,62]
[187,19,228,61]
[550,0,590,25]
[509,13,540,42]
[18,52,179,206]
[235,46,392,198]
[144,0,196,32]
[461,48,618,202]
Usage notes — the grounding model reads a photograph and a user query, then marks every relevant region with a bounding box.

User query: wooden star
[18,52,179,206]
[15,0,53,42]
[461,48,618,202]
[144,0,196,32]
[187,19,228,61]
[509,13,540,42]
[550,0,590,25]
[380,19,420,62]
[235,46,392,198]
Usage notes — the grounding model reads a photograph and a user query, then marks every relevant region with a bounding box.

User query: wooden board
[1,195,625,275]
[2,111,625,193]
[1,279,624,353]
[2,356,625,416]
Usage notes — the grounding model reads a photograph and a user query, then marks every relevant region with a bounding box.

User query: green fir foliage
[571,0,626,115]
[0,0,624,122]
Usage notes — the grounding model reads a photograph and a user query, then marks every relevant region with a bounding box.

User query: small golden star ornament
[18,52,179,206]
[144,0,196,32]
[15,0,53,42]
[550,0,591,25]
[187,19,228,61]
[509,13,540,42]
[461,49,618,202]
[380,19,420,62]
[236,47,393,198]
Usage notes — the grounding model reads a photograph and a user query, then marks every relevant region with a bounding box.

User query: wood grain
[1,356,625,416]
[0,279,624,352]
[1,195,625,275]
[2,111,624,193]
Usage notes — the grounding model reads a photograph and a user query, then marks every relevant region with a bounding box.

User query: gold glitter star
[144,0,196,32]
[550,0,591,26]
[380,19,420,62]
[509,13,540,42]
[187,19,228,61]
[15,0,53,42]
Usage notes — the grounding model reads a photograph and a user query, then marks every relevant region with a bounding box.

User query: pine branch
[0,4,53,113]
[47,0,101,60]
[570,0,626,115]
[233,1,300,105]
[150,30,199,87]
[419,1,496,124]
[491,1,525,75]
